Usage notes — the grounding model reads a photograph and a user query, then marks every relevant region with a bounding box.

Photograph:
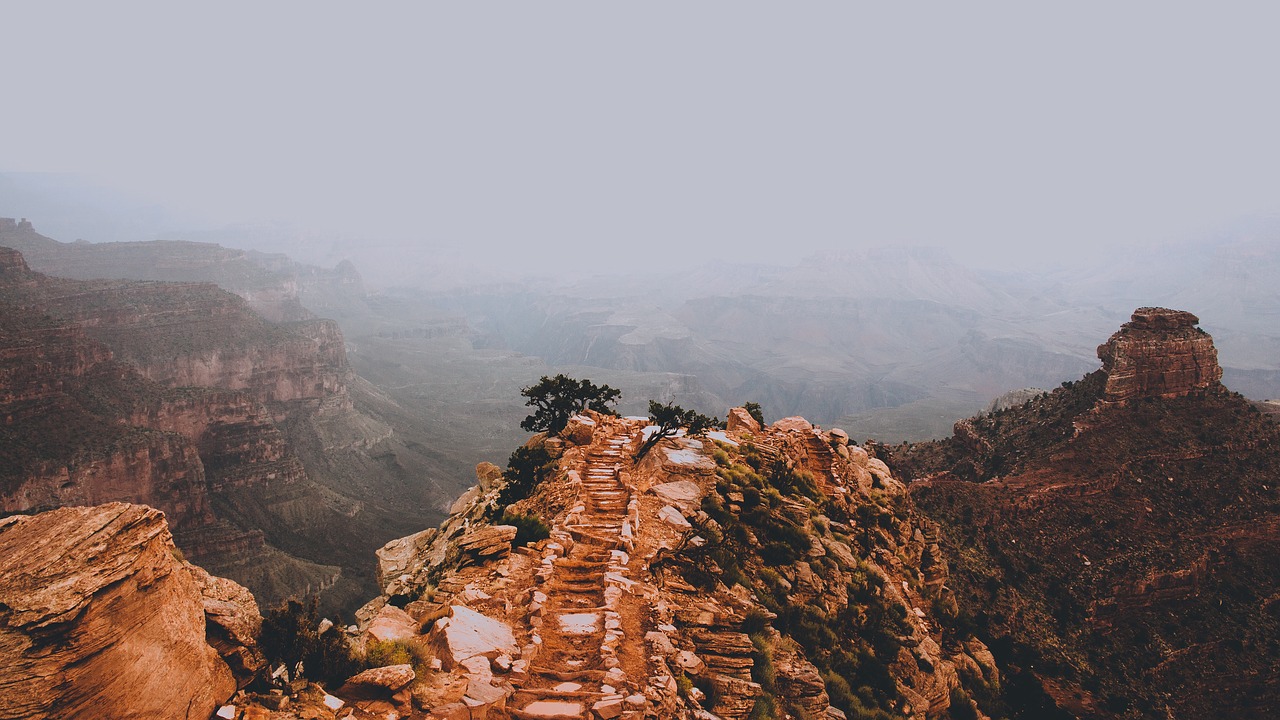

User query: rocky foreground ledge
[0,503,263,720]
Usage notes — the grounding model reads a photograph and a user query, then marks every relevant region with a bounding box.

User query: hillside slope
[888,308,1280,719]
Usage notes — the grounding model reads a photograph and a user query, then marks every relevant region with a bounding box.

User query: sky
[3,2,1280,277]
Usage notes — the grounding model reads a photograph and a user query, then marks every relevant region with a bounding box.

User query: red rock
[726,407,762,434]
[1097,307,1222,403]
[0,503,244,719]
[770,416,814,433]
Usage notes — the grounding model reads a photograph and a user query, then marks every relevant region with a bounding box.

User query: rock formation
[1096,307,1222,403]
[894,309,1280,718]
[0,503,260,720]
[0,227,459,611]
[0,245,410,610]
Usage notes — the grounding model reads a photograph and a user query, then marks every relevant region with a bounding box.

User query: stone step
[555,559,608,571]
[509,699,587,720]
[532,668,608,682]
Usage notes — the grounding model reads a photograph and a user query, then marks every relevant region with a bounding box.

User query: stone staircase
[511,423,645,720]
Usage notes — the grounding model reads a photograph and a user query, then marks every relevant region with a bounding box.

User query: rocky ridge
[890,308,1280,719]
[322,409,999,720]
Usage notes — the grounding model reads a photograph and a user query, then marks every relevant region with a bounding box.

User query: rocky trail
[511,421,646,719]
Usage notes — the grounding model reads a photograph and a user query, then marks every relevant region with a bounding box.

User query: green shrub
[364,639,433,675]
[494,444,554,512]
[748,693,777,720]
[260,598,359,687]
[502,510,551,546]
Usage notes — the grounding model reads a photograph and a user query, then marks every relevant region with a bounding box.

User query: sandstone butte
[0,502,263,720]
[1096,307,1223,403]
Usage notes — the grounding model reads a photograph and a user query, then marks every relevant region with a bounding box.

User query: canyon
[0,234,442,612]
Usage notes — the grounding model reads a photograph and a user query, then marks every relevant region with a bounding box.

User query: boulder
[563,414,598,445]
[648,480,704,512]
[725,407,762,434]
[455,525,517,563]
[771,416,814,433]
[429,606,518,668]
[365,604,420,644]
[660,447,717,474]
[826,428,849,446]
[0,503,239,720]
[449,486,482,515]
[475,462,504,491]
[339,664,415,698]
[659,505,693,530]
[188,563,266,683]
[375,528,435,590]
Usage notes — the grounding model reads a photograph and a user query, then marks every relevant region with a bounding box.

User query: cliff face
[333,411,998,720]
[1096,307,1222,403]
[0,226,454,611]
[890,309,1280,719]
[0,247,368,609]
[0,503,261,720]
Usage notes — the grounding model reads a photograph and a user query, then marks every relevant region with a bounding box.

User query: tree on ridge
[520,374,621,435]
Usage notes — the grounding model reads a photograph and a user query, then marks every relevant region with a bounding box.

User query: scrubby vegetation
[519,374,620,435]
[637,400,718,459]
[662,441,952,719]
[492,444,555,515]
[260,598,359,686]
[501,510,551,546]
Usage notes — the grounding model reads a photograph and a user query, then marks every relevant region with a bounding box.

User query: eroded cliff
[0,503,261,720]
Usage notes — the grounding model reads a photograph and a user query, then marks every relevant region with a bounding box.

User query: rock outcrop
[339,409,995,720]
[1096,307,1222,403]
[896,310,1280,718]
[0,503,260,719]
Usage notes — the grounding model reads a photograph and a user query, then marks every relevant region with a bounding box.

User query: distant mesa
[1096,306,1223,403]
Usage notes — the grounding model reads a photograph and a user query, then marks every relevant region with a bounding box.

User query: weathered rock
[455,524,518,563]
[476,461,504,491]
[365,604,420,644]
[429,605,518,668]
[376,527,435,590]
[658,505,693,530]
[339,663,415,697]
[661,446,717,474]
[449,486,482,515]
[563,414,598,445]
[0,503,239,719]
[1097,307,1222,403]
[770,416,814,433]
[773,648,830,719]
[188,562,266,683]
[649,480,704,512]
[726,407,762,434]
[826,428,849,446]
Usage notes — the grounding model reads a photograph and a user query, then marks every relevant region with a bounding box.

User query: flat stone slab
[522,700,584,717]
[558,612,602,635]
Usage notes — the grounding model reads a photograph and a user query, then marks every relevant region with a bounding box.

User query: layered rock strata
[1097,307,1222,403]
[0,503,261,720]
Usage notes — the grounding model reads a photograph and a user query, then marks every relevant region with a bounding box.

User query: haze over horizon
[4,2,1280,280]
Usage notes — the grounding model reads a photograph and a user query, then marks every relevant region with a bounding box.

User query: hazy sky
[4,2,1280,275]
